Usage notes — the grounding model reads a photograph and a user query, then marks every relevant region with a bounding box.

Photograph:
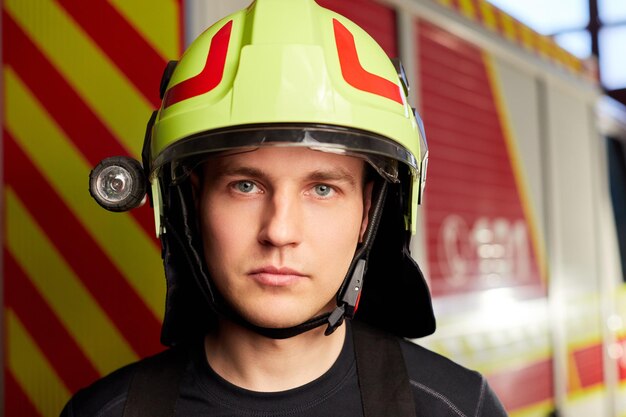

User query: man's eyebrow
[307,169,358,187]
[217,166,267,179]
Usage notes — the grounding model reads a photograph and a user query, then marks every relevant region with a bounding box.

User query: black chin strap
[325,181,388,336]
[166,179,388,340]
[230,312,332,340]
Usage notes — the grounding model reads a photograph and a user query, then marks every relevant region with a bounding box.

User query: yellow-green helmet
[148,0,428,237]
[88,0,435,343]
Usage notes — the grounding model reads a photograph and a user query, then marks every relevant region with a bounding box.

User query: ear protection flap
[355,177,436,339]
[159,177,216,346]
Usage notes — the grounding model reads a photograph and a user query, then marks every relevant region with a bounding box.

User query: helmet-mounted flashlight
[89,156,147,212]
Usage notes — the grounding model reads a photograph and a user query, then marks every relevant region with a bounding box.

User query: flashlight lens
[89,156,147,212]
[96,166,133,203]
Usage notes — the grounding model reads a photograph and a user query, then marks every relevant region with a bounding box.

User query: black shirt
[61,324,507,416]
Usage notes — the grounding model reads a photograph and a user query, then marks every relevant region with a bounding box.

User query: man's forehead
[205,147,366,180]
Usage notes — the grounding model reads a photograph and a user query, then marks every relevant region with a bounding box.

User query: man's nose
[257,190,302,247]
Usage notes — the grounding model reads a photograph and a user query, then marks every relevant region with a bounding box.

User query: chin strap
[325,180,388,336]
[234,312,332,340]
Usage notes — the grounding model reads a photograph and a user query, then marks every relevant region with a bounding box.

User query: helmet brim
[152,123,419,185]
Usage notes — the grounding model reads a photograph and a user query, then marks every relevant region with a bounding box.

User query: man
[69,0,508,415]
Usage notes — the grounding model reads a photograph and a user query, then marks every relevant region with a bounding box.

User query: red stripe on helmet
[163,20,233,108]
[333,19,403,105]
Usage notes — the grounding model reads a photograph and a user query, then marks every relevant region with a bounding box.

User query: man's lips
[247,266,307,287]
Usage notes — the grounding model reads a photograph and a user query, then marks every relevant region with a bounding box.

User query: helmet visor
[153,124,418,184]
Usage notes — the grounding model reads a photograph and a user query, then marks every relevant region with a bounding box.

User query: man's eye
[313,184,333,197]
[235,181,258,193]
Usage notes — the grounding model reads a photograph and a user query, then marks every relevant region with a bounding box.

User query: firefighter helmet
[90,0,434,344]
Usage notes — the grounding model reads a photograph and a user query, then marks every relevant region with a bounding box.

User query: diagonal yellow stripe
[7,308,71,417]
[567,349,583,392]
[509,400,554,417]
[478,1,498,31]
[519,24,535,52]
[5,68,164,319]
[498,11,517,42]
[482,53,549,286]
[534,32,549,58]
[108,0,181,59]
[552,47,568,68]
[458,0,477,20]
[570,55,583,73]
[7,190,139,373]
[547,41,559,62]
[5,0,151,157]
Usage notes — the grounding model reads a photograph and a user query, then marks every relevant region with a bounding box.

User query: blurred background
[488,0,626,104]
[3,0,626,416]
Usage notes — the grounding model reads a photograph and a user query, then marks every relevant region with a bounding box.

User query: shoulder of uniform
[60,349,175,417]
[399,338,482,383]
[399,340,507,416]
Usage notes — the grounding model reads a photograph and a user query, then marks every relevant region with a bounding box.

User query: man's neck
[204,320,346,392]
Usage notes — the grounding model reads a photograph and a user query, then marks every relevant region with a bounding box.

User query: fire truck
[4,0,626,416]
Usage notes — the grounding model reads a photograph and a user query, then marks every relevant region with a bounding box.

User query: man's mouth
[248,266,307,287]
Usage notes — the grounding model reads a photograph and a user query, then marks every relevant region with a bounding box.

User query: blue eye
[236,181,257,193]
[314,184,332,197]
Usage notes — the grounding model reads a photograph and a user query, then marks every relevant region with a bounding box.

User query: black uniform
[60,323,507,417]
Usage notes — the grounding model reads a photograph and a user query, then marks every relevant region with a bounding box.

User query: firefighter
[65,0,507,415]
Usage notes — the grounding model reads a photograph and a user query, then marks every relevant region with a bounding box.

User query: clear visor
[152,124,419,184]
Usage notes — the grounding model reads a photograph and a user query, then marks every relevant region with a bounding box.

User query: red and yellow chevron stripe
[434,0,598,82]
[2,1,183,415]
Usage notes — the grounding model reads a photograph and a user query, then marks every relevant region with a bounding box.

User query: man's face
[195,147,372,329]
